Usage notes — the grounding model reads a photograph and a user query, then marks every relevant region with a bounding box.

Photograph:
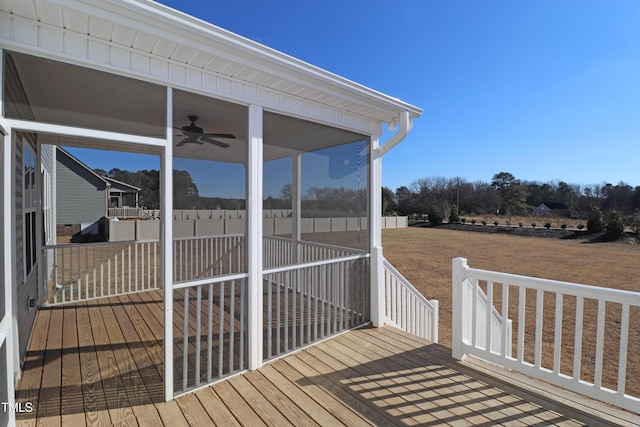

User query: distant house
[532,202,569,217]
[56,147,140,236]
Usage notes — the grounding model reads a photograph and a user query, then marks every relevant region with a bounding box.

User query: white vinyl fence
[105,215,408,242]
[452,257,640,414]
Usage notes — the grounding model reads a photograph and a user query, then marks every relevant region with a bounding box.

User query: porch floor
[16,291,637,426]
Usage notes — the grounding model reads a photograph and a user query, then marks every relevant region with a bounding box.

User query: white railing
[43,240,159,304]
[173,235,245,283]
[263,235,365,270]
[263,254,370,361]
[452,257,640,414]
[107,207,144,218]
[172,276,248,395]
[382,258,439,343]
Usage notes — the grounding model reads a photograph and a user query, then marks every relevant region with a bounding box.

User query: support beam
[370,135,385,327]
[162,87,174,401]
[247,104,264,370]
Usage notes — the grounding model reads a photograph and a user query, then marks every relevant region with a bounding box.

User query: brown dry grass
[382,226,640,396]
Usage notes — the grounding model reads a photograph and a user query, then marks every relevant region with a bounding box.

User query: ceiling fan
[175,115,235,148]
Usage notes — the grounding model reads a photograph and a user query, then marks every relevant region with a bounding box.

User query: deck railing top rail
[458,261,640,304]
[264,235,367,254]
[452,256,640,415]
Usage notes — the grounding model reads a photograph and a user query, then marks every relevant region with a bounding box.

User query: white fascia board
[49,0,422,123]
[6,119,167,147]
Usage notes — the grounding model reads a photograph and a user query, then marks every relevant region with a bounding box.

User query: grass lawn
[382,226,640,396]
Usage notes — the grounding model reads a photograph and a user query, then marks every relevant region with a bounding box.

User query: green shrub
[427,206,444,226]
[461,218,466,224]
[577,224,585,230]
[632,217,640,234]
[471,219,477,225]
[449,205,460,224]
[531,222,536,228]
[481,220,487,226]
[587,206,604,232]
[518,222,523,228]
[494,221,499,226]
[606,211,625,239]
[561,223,568,230]
[544,222,552,229]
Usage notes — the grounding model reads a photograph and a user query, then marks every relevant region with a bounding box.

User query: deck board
[15,289,640,427]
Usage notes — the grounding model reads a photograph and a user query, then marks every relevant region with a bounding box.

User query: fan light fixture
[175,116,235,148]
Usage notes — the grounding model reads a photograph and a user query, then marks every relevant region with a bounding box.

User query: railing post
[431,299,439,343]
[452,257,468,360]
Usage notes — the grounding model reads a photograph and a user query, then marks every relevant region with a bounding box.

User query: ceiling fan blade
[203,132,236,139]
[176,137,191,147]
[201,136,230,148]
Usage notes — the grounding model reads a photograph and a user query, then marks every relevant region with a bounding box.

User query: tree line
[98,167,640,225]
[383,172,640,222]
[97,168,366,214]
[95,168,244,210]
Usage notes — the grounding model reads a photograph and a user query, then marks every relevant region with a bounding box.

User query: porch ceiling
[0,0,422,130]
[9,52,365,163]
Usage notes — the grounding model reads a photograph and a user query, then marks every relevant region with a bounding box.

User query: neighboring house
[532,202,569,216]
[55,147,140,236]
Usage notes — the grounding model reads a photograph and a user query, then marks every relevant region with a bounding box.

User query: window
[24,144,37,277]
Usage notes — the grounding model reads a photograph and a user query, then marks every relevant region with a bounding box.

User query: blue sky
[69,0,640,195]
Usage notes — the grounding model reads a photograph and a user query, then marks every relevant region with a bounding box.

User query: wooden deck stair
[16,291,639,426]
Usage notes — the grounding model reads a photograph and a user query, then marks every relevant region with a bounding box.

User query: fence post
[452,257,468,360]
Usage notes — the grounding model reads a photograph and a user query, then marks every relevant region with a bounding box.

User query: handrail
[452,256,640,415]
[264,235,367,255]
[382,257,438,343]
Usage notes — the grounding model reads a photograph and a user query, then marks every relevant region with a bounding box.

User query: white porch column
[247,104,263,370]
[162,87,174,401]
[370,135,385,327]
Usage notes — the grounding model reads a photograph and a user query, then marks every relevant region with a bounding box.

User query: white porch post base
[370,245,385,327]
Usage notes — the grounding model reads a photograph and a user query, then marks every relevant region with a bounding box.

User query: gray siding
[56,150,107,225]
[15,135,39,364]
[6,53,40,363]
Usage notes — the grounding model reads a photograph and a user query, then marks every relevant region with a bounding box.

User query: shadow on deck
[15,291,638,426]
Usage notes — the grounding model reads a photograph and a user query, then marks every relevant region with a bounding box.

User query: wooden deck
[15,290,639,426]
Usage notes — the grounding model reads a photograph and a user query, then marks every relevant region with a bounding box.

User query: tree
[491,172,528,215]
[586,206,604,232]
[606,211,625,240]
[427,206,443,225]
[395,186,416,216]
[382,187,397,215]
[173,169,199,209]
[448,204,460,223]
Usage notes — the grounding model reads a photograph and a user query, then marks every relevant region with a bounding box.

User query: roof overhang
[0,0,421,136]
